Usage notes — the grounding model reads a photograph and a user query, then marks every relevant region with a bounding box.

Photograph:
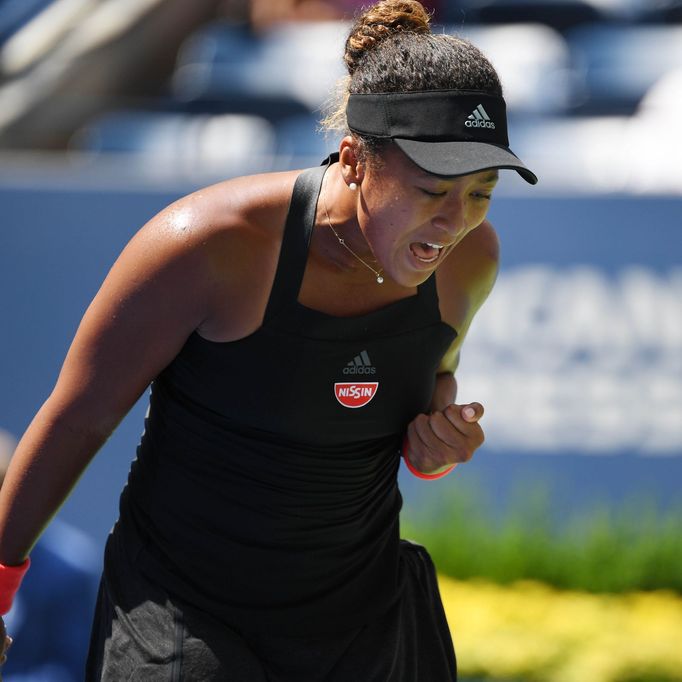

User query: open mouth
[409,242,444,264]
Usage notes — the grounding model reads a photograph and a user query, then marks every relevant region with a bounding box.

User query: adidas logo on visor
[342,350,376,375]
[465,104,496,129]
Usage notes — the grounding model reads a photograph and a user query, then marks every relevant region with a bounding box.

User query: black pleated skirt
[85,530,457,682]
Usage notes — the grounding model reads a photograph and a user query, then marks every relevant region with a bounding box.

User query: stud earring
[349,182,358,191]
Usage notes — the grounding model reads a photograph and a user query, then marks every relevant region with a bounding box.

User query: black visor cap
[346,90,538,185]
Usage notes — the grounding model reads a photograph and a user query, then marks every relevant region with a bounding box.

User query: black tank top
[117,158,457,635]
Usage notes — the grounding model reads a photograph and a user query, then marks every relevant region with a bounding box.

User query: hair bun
[344,0,431,76]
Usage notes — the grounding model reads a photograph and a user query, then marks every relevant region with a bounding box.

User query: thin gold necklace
[321,174,384,284]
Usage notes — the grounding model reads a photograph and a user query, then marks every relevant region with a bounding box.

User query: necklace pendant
[376,275,384,284]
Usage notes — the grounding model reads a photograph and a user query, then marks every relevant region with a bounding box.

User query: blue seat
[0,0,54,46]
[567,24,682,114]
[462,0,607,33]
[71,109,279,176]
[637,0,682,22]
[172,20,347,121]
[506,114,632,191]
[274,112,333,166]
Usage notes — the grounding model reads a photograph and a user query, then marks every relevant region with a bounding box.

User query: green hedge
[400,482,682,593]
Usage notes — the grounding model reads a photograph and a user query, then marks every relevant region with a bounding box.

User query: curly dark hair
[322,0,503,162]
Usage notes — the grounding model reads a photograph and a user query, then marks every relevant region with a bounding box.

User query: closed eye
[419,188,447,197]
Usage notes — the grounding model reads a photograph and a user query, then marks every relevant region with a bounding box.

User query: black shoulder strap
[417,271,440,316]
[264,155,442,325]
[263,162,327,323]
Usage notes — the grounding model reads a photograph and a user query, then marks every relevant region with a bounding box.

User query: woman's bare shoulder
[152,169,301,243]
[133,169,301,295]
[152,169,303,341]
[454,219,500,269]
[441,220,499,296]
[90,169,301,346]
[435,219,500,334]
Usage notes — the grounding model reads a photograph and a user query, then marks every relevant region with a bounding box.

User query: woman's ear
[339,136,365,188]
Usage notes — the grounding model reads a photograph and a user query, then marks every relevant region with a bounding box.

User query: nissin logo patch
[334,382,379,408]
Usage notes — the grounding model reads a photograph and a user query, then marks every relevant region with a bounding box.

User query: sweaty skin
[0,138,499,664]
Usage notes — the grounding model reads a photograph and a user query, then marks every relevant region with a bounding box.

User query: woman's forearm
[0,400,112,565]
[430,372,458,413]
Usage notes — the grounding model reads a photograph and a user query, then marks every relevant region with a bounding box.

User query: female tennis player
[0,1,536,679]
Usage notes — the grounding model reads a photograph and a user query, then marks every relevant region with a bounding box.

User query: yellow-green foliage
[440,577,682,682]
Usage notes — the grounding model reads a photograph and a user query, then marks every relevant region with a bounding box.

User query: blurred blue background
[0,0,681,679]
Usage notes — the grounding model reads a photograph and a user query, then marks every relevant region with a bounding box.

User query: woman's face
[357,144,499,287]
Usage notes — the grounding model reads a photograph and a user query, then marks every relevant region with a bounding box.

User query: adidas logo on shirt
[342,350,377,375]
[465,104,496,129]
[335,351,379,408]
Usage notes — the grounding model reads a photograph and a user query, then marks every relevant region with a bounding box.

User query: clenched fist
[405,401,485,476]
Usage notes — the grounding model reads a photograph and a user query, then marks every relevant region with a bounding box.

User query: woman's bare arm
[0,190,246,564]
[405,220,500,473]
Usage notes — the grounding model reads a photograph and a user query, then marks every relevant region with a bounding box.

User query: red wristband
[0,557,30,615]
[402,436,456,480]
